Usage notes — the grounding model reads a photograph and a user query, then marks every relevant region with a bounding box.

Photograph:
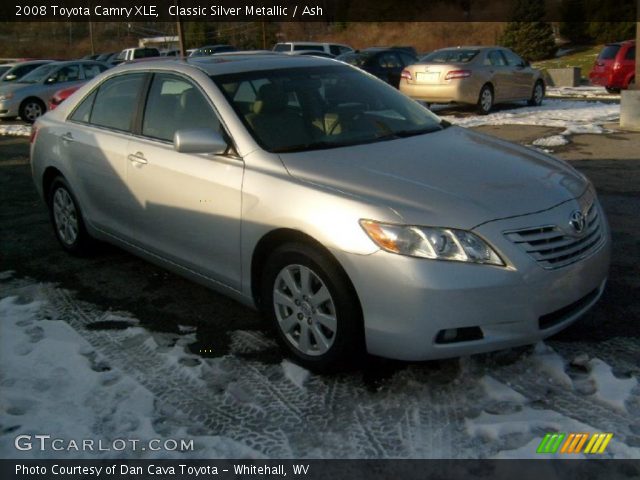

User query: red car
[49,85,80,110]
[589,40,636,93]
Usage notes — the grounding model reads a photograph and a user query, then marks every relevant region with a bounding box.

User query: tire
[477,84,493,115]
[527,81,545,106]
[48,176,93,255]
[19,98,46,124]
[605,87,620,94]
[260,242,363,371]
[629,78,636,89]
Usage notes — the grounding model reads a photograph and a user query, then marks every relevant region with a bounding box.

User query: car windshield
[421,49,479,63]
[213,65,444,153]
[18,64,58,84]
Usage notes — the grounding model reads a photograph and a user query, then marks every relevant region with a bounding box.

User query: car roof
[106,54,339,76]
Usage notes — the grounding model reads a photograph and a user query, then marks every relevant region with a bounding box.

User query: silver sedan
[31,55,610,370]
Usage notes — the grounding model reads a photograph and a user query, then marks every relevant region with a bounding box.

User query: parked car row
[0,60,108,123]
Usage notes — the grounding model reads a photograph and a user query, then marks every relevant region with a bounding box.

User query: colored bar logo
[537,433,613,454]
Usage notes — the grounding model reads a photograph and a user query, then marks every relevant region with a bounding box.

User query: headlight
[0,92,13,101]
[360,219,504,266]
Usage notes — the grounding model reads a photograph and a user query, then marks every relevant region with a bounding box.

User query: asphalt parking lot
[1,122,639,365]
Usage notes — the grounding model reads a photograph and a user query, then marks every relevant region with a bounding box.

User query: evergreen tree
[499,0,557,61]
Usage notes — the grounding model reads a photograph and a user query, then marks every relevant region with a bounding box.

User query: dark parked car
[589,40,636,93]
[337,48,418,88]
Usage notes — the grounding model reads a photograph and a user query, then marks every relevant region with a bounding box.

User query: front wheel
[527,81,544,106]
[477,85,493,115]
[48,177,93,255]
[260,243,363,371]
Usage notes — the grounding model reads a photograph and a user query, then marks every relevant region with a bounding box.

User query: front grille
[505,202,604,269]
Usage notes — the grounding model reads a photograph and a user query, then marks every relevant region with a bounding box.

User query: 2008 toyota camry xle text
[30,55,611,370]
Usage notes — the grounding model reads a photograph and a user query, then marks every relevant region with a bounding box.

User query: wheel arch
[42,166,64,206]
[250,228,362,315]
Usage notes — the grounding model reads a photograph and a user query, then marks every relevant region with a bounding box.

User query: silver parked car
[31,56,610,370]
[0,60,108,123]
[400,46,545,114]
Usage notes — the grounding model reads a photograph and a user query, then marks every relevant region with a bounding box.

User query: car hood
[278,126,587,229]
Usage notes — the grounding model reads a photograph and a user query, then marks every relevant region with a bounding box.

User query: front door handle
[127,152,148,165]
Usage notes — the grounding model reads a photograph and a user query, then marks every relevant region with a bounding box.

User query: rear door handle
[61,132,74,142]
[127,152,148,165]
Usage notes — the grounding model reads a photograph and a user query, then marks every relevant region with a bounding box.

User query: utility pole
[175,0,186,57]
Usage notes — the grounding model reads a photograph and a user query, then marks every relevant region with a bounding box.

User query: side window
[339,46,351,55]
[626,46,635,60]
[486,50,507,66]
[90,73,146,132]
[82,64,106,80]
[70,90,97,123]
[142,73,220,142]
[398,52,417,66]
[502,49,525,67]
[50,65,80,84]
[329,45,341,56]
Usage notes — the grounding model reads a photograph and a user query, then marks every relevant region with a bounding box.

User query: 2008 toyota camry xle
[30,55,611,370]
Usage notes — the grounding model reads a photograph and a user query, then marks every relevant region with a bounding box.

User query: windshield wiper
[374,126,443,141]
[271,140,360,153]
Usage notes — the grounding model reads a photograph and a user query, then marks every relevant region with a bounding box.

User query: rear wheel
[48,176,93,255]
[19,98,45,124]
[477,84,493,115]
[527,81,545,106]
[260,243,363,371]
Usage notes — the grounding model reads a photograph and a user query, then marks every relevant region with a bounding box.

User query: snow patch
[281,359,310,389]
[587,358,636,414]
[531,343,573,390]
[546,86,619,100]
[480,376,526,403]
[532,135,569,148]
[0,124,31,137]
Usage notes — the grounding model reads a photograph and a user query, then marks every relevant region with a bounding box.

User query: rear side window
[398,52,417,66]
[294,44,324,51]
[485,50,507,66]
[142,73,220,142]
[70,90,97,123]
[82,64,106,80]
[90,73,146,132]
[625,46,636,60]
[502,49,525,67]
[599,45,621,60]
[273,44,291,52]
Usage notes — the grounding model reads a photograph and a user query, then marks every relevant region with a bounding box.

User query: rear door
[501,49,534,99]
[485,50,511,101]
[125,72,244,288]
[63,72,148,240]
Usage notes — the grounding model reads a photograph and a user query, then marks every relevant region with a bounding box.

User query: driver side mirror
[174,128,228,155]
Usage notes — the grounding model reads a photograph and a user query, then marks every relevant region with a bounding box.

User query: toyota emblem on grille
[569,210,586,234]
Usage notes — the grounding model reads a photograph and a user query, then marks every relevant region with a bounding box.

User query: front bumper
[0,98,20,117]
[333,197,611,361]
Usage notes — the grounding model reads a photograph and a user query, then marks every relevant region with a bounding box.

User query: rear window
[421,49,479,63]
[338,52,371,67]
[598,45,621,60]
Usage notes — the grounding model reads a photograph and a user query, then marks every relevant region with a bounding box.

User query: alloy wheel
[52,187,79,246]
[273,264,337,356]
